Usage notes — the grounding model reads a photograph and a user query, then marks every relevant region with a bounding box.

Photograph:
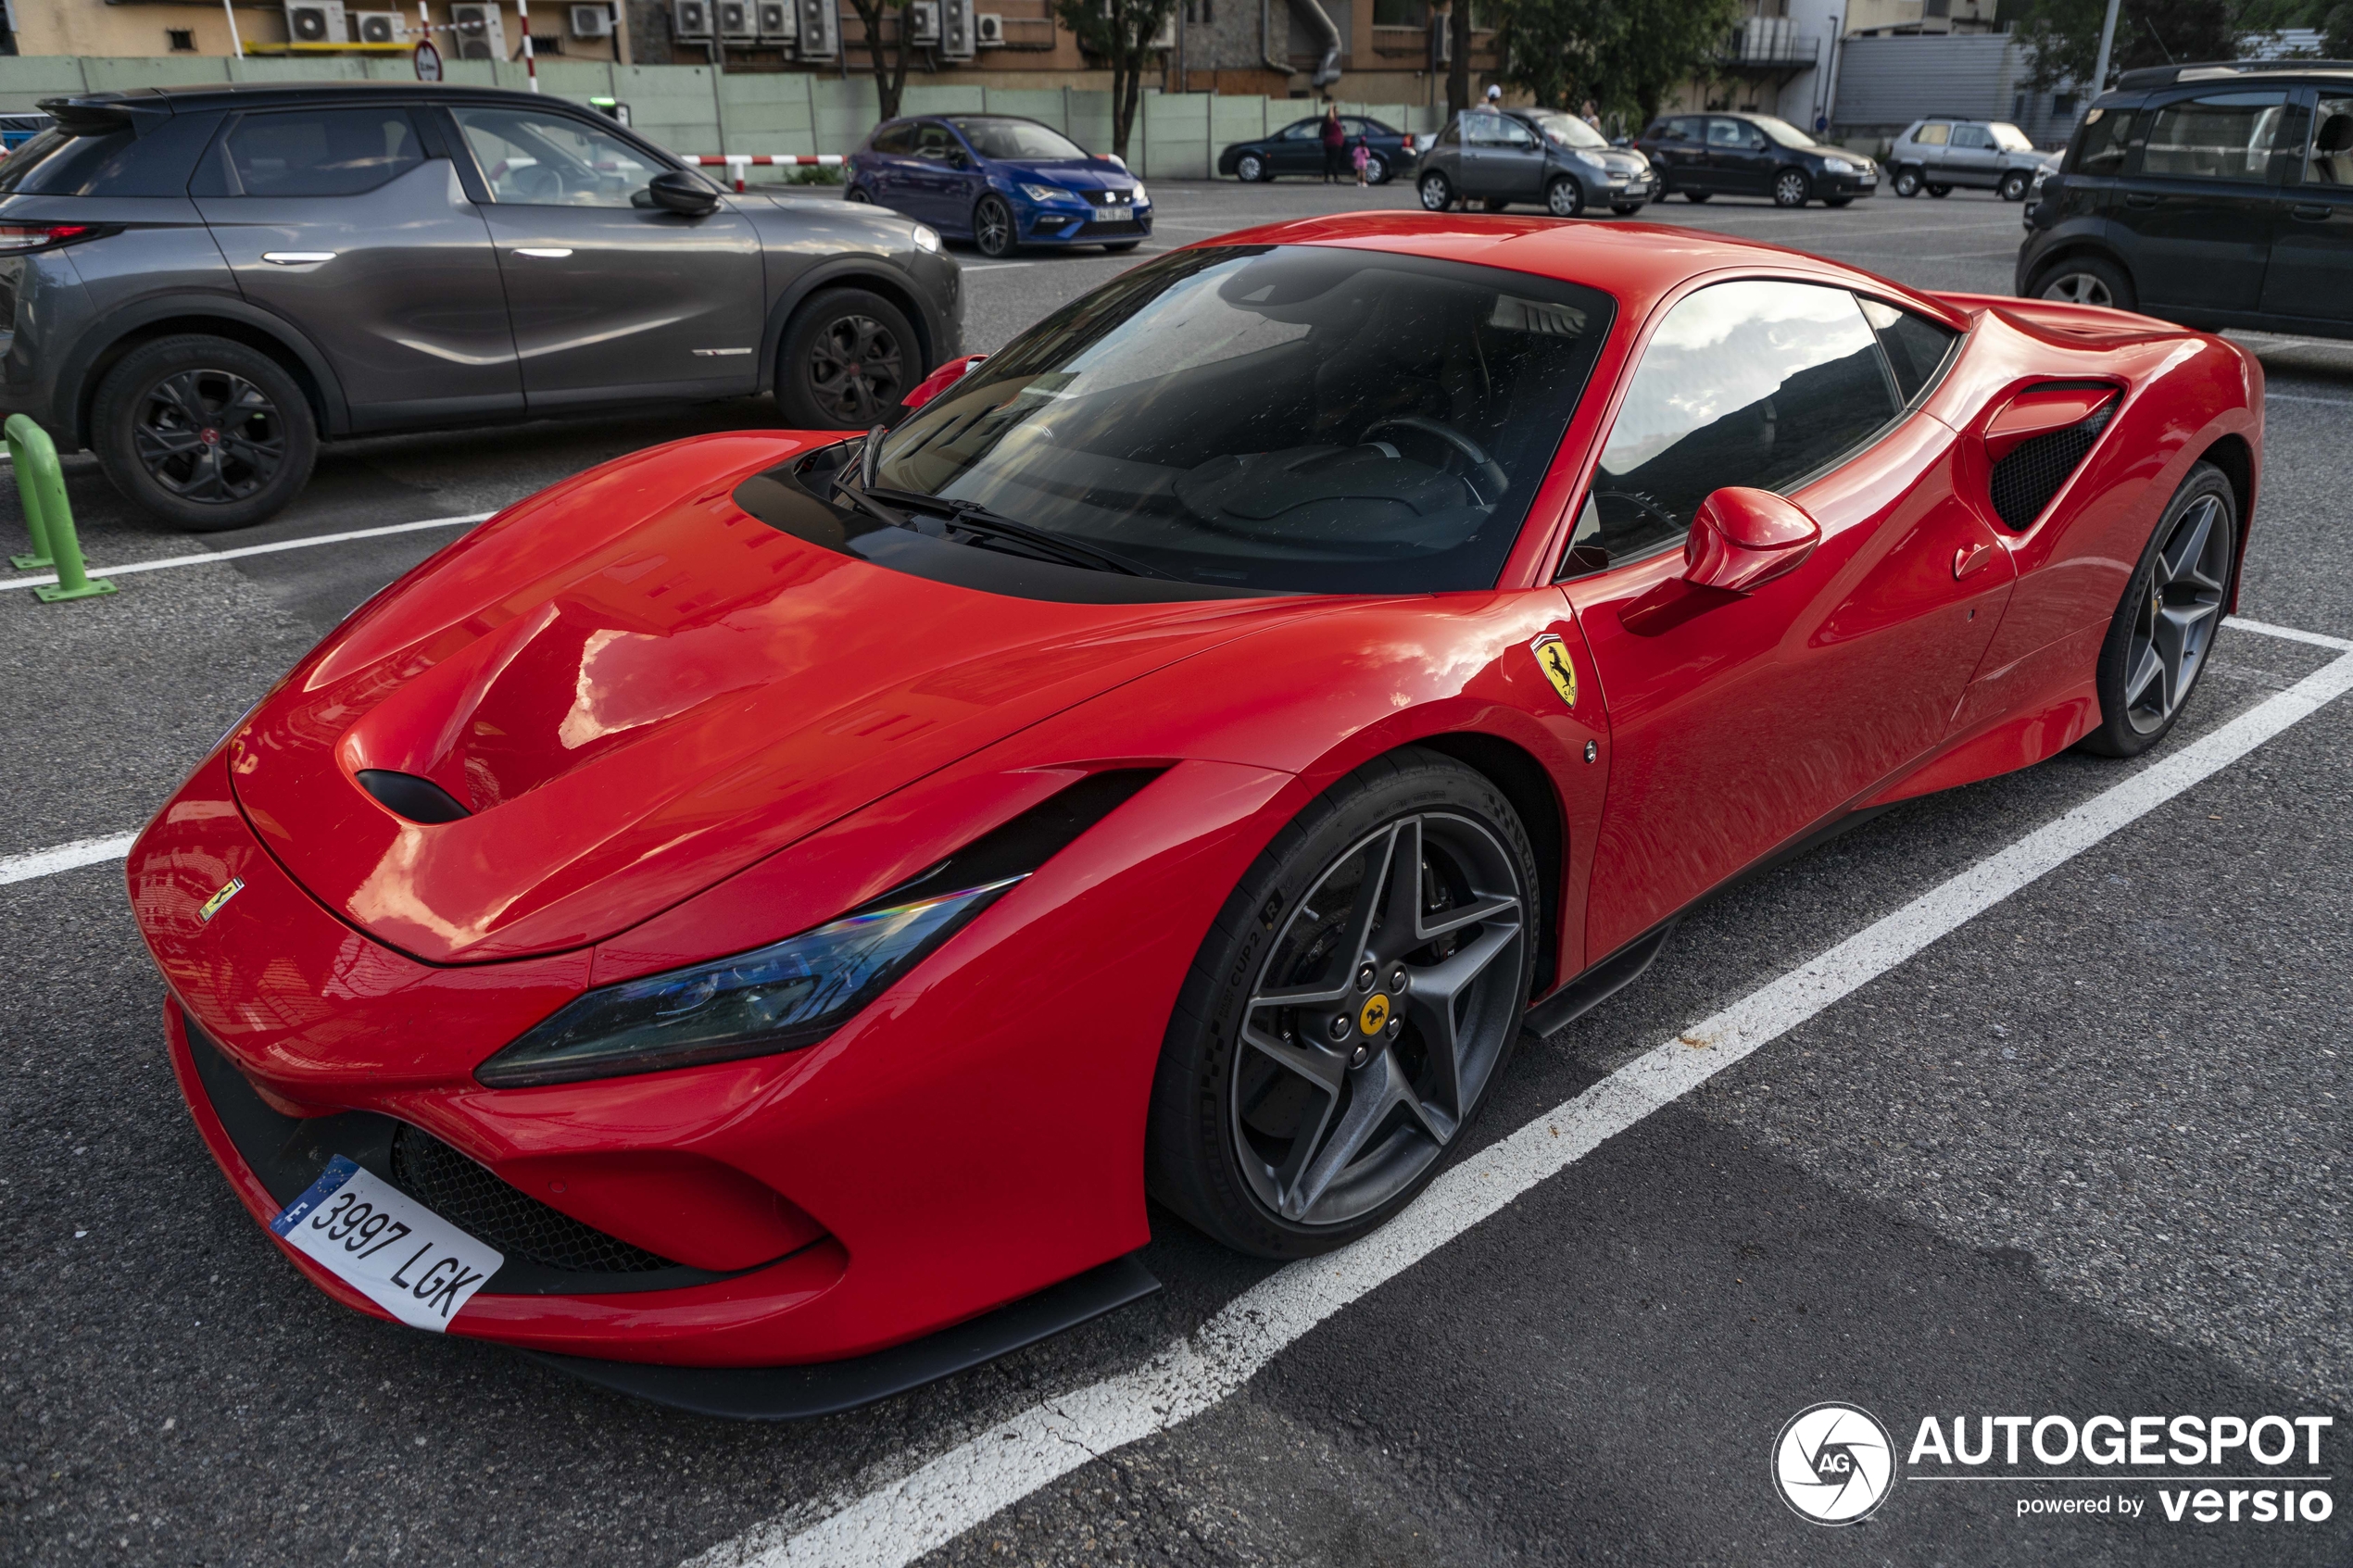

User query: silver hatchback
[1887,119,2058,202]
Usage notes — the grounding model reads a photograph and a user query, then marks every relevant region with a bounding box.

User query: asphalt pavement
[3,180,2349,1568]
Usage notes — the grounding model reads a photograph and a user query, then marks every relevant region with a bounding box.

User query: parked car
[1634,111,1879,207]
[0,111,54,152]
[2018,59,2353,340]
[1416,108,1655,217]
[0,82,961,532]
[846,113,1149,260]
[1887,118,2057,200]
[1217,113,1420,185]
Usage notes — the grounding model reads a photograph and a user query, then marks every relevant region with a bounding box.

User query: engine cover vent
[1989,397,2116,530]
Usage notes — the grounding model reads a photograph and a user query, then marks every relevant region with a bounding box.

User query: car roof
[2116,57,2353,89]
[34,81,586,116]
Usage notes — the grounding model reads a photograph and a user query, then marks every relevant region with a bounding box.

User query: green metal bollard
[5,415,114,603]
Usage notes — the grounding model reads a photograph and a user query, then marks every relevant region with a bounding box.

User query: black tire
[1418,170,1454,211]
[1928,182,1953,197]
[972,193,1016,258]
[774,288,919,430]
[1102,240,1141,253]
[91,333,316,532]
[1236,151,1268,183]
[845,185,875,203]
[2078,462,2235,758]
[1365,153,1390,185]
[1683,188,1710,203]
[1893,166,1923,197]
[1610,202,1642,215]
[1545,175,1584,218]
[1773,168,1811,207]
[2028,253,2136,311]
[1824,194,1853,207]
[1146,747,1538,1258]
[1999,169,2032,202]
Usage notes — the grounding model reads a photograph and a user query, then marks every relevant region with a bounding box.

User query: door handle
[260,251,335,264]
[2124,193,2160,209]
[513,247,573,258]
[1953,541,1993,581]
[2289,204,2333,221]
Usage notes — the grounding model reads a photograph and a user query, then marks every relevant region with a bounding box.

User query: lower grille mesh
[1989,402,2115,529]
[390,1125,678,1274]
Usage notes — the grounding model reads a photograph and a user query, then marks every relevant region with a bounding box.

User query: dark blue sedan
[845,114,1151,259]
[1216,115,1421,185]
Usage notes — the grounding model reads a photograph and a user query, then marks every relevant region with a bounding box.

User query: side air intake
[1987,386,2118,531]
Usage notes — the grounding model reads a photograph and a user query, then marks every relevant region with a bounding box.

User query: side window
[1706,118,1746,148]
[1502,119,1539,150]
[1950,124,1992,150]
[1464,112,1513,146]
[1435,118,1462,147]
[870,121,914,155]
[220,108,422,196]
[2311,95,2353,185]
[1858,297,1960,404]
[1914,121,1951,145]
[2139,91,2289,182]
[452,107,662,207]
[912,121,960,161]
[2070,105,2138,174]
[1573,282,1899,571]
[1282,120,1321,141]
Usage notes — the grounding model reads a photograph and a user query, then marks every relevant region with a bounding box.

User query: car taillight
[0,223,96,253]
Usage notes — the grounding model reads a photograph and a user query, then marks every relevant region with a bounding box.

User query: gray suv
[0,82,963,529]
[1887,119,2058,201]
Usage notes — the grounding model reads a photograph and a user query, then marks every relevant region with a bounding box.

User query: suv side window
[1569,282,1900,571]
[1950,124,1992,150]
[452,106,661,207]
[2139,90,2290,182]
[1914,121,1951,146]
[216,107,423,197]
[2069,105,2138,173]
[2312,94,2353,185]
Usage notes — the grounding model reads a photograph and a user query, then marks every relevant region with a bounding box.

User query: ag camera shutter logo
[1775,1402,1897,1524]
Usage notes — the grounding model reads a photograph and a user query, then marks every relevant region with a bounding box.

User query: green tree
[844,0,916,122]
[1055,0,1180,160]
[1495,0,1621,109]
[1596,0,1743,128]
[2010,0,2239,91]
[2325,0,2353,54]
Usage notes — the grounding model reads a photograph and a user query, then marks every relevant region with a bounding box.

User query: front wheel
[844,185,875,204]
[1773,169,1810,207]
[2078,462,2235,757]
[1545,175,1584,218]
[1893,166,1923,197]
[1147,748,1537,1258]
[2000,169,2032,202]
[92,333,317,531]
[1418,170,1454,211]
[1236,151,1267,183]
[774,287,917,429]
[972,193,1016,258]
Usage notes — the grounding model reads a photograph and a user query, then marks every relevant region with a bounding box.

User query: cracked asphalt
[3,180,2347,1567]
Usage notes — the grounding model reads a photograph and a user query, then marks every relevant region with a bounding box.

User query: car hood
[226,433,1317,966]
[995,158,1134,190]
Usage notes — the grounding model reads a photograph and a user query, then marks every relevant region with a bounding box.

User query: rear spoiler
[34,94,172,138]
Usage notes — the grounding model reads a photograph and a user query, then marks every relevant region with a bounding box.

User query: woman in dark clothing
[1320,104,1347,182]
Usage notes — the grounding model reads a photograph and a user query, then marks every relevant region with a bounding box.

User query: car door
[2120,88,2295,315]
[903,119,977,228]
[861,119,919,214]
[1708,118,1768,195]
[1943,123,2000,187]
[193,103,522,428]
[1456,111,1510,197]
[444,103,762,408]
[1274,119,1323,176]
[1652,116,1708,190]
[2262,89,2353,329]
[1557,279,2012,959]
[1485,116,1550,201]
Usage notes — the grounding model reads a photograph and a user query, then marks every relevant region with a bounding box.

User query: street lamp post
[2090,0,2121,96]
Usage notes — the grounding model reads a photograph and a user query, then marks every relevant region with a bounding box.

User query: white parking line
[2264,392,2353,408]
[0,511,492,594]
[0,834,139,888]
[686,622,2353,1568]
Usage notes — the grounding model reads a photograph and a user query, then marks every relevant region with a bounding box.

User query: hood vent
[1988,391,2117,530]
[356,769,472,824]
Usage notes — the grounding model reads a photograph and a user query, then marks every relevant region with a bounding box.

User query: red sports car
[129,214,2259,1414]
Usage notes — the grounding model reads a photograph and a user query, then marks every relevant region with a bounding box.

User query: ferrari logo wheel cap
[1529,632,1578,709]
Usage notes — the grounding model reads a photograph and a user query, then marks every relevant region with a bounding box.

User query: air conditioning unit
[975,10,1004,44]
[450,0,504,57]
[350,9,401,43]
[938,0,973,59]
[796,0,837,58]
[569,4,611,36]
[717,0,756,38]
[284,1,346,44]
[756,0,795,40]
[907,0,939,44]
[671,0,712,39]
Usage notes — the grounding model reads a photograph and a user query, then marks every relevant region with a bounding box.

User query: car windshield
[1523,110,1608,149]
[951,117,1087,161]
[1749,114,1818,149]
[869,245,1615,596]
[1989,121,2035,151]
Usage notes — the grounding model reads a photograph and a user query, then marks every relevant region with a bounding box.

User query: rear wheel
[1546,175,1584,218]
[1236,151,1268,182]
[1999,169,2032,202]
[1893,166,1923,197]
[1418,169,1454,210]
[774,288,917,429]
[1773,169,1811,207]
[1365,152,1390,184]
[845,185,875,204]
[973,193,1016,258]
[2030,254,2135,311]
[2078,463,2234,757]
[92,333,316,531]
[1147,749,1537,1258]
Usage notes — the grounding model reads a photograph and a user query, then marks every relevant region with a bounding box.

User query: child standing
[1351,136,1370,187]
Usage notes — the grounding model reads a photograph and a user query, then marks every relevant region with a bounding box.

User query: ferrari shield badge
[198,877,245,923]
[1529,633,1578,709]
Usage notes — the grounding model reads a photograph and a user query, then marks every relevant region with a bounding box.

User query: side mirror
[647,168,721,216]
[900,353,987,412]
[1681,487,1820,594]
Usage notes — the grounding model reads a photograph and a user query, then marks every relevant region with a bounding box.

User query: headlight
[1822,157,1854,174]
[1570,149,1606,170]
[1018,182,1071,204]
[912,223,942,254]
[475,878,1020,1087]
[1129,182,1149,205]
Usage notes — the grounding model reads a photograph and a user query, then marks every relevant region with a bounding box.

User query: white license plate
[271,1156,504,1331]
[1860,176,1878,186]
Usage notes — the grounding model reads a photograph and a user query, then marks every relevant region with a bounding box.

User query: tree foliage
[1496,0,1741,127]
[2008,0,2241,91]
[1056,0,1180,158]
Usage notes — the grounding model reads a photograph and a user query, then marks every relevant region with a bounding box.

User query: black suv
[2018,60,2353,339]
[0,82,963,529]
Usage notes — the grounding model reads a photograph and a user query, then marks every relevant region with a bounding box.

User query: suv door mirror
[1681,487,1819,593]
[647,168,720,215]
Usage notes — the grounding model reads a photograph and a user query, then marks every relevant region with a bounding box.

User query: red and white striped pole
[686,153,846,192]
[514,0,539,89]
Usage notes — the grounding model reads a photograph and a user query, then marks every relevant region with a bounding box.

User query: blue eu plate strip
[269,1155,360,1236]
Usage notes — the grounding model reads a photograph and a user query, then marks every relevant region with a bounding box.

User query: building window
[2053,92,2079,119]
[1188,0,1214,22]
[1373,0,1426,21]
[168,28,196,50]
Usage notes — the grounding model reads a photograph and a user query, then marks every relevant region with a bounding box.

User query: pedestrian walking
[1320,103,1347,182]
[1484,83,1503,107]
[1352,135,1370,187]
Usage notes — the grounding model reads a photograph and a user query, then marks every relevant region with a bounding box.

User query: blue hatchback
[846,113,1151,260]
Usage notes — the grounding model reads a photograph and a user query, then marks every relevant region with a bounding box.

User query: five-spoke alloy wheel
[2082,461,2236,756]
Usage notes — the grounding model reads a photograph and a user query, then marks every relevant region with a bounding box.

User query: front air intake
[389,1124,680,1274]
[1988,395,2117,530]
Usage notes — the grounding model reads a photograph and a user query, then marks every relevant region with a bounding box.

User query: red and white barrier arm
[685,154,849,192]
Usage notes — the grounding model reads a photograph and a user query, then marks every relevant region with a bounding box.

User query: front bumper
[1020,202,1152,245]
[1818,169,1879,197]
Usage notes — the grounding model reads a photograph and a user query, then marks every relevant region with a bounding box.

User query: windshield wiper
[830,475,913,531]
[862,485,1178,581]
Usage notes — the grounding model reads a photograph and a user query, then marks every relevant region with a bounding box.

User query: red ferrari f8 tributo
[129,213,2259,1414]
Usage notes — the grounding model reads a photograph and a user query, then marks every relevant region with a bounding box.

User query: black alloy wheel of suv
[93,336,318,532]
